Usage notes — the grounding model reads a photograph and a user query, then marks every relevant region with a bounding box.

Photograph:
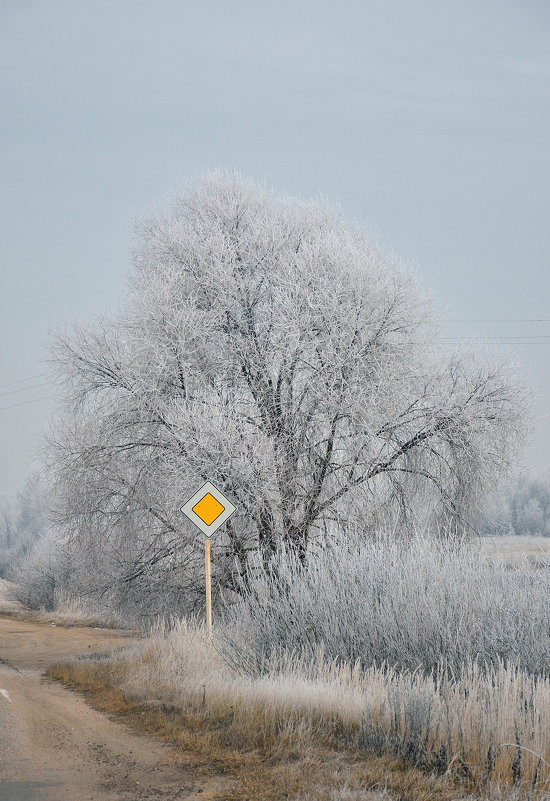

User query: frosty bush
[0,473,48,578]
[221,533,550,677]
[10,526,200,624]
[9,529,71,610]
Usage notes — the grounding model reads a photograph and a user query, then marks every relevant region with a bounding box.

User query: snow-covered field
[475,534,550,565]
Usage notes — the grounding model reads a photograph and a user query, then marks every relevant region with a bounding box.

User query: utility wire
[0,395,55,412]
[441,342,550,346]
[1,320,549,404]
[0,381,54,399]
[0,372,49,390]
[443,336,550,339]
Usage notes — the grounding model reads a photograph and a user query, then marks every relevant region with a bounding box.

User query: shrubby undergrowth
[220,533,550,677]
[9,528,196,624]
[8,530,69,610]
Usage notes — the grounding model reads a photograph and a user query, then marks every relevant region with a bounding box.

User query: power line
[0,381,54,399]
[442,338,550,344]
[447,319,550,324]
[0,321,549,405]
[443,335,550,339]
[441,342,550,346]
[0,395,55,412]
[0,372,48,390]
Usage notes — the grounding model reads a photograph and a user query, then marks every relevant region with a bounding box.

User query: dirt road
[0,596,232,800]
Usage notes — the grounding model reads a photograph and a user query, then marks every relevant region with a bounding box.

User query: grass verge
[48,641,496,801]
[0,605,136,630]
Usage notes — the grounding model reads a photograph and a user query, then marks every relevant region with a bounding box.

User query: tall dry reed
[116,617,550,797]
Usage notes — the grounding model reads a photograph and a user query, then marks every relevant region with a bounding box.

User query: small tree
[510,474,550,536]
[48,172,526,603]
[0,472,47,577]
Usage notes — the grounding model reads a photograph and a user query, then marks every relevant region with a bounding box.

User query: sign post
[205,536,212,632]
[180,481,237,636]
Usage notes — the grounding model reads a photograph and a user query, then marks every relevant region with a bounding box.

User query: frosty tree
[49,172,525,601]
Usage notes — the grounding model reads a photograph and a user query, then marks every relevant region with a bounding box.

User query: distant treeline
[480,473,550,537]
[0,473,47,578]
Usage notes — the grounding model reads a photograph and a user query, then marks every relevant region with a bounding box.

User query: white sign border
[180,481,237,537]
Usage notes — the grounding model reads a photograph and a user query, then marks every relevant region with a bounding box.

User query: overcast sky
[1,0,549,498]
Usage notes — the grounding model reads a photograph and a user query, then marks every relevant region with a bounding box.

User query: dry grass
[0,604,131,630]
[49,655,475,801]
[48,618,550,800]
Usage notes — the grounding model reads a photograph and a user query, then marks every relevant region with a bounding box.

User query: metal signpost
[180,481,237,636]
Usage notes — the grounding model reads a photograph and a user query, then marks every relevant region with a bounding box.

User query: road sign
[180,481,237,636]
[180,481,237,537]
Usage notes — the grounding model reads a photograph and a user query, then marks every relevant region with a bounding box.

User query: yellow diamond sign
[180,481,237,537]
[192,493,224,526]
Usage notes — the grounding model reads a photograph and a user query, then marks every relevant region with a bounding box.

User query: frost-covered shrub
[9,529,71,610]
[221,533,550,677]
[0,473,48,578]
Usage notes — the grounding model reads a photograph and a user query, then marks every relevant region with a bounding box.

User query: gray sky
[1,0,549,498]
